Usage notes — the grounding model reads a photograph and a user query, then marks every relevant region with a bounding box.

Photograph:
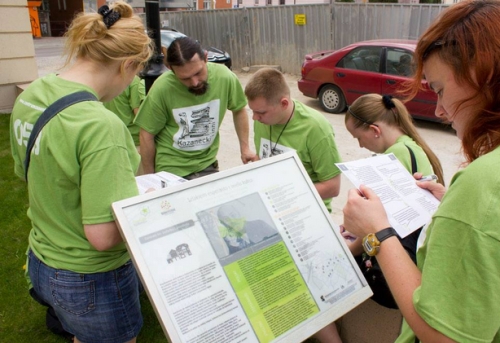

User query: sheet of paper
[336,153,440,238]
[136,172,187,194]
[156,171,188,188]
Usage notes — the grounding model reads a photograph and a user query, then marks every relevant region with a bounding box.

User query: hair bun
[382,95,396,109]
[98,5,121,29]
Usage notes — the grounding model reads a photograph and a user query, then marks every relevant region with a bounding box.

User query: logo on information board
[133,206,150,225]
[160,200,175,215]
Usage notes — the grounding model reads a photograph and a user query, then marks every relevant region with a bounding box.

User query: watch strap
[375,227,398,243]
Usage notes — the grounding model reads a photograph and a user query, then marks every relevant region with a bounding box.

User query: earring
[375,135,379,138]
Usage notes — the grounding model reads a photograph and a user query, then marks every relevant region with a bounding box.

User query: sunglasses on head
[422,40,458,60]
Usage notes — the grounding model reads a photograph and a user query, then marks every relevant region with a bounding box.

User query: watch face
[363,239,375,254]
[362,234,380,256]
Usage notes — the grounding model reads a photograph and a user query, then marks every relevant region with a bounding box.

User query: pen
[419,174,438,182]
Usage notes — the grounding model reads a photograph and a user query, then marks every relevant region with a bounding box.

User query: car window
[160,31,187,47]
[386,48,414,77]
[337,46,382,73]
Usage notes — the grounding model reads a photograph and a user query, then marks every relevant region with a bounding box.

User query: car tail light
[301,62,307,77]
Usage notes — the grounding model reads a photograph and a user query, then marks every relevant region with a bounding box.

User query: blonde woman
[10,2,153,342]
[346,93,443,190]
[344,93,444,309]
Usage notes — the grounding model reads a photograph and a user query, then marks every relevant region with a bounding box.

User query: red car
[298,39,438,121]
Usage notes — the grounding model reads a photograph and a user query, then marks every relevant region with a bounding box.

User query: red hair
[405,0,500,163]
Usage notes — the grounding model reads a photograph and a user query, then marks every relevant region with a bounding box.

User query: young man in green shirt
[135,36,257,179]
[245,68,342,213]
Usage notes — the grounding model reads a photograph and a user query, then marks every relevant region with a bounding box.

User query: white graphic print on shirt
[172,99,220,151]
[259,138,294,159]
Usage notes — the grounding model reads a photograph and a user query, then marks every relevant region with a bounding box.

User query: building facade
[0,0,38,112]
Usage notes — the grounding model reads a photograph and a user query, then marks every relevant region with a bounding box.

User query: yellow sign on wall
[294,14,306,26]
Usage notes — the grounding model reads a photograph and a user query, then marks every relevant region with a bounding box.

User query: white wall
[0,0,39,112]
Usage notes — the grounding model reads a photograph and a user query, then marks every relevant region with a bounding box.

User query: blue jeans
[28,250,143,343]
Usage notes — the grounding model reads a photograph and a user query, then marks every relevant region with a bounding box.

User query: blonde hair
[245,68,290,105]
[346,94,444,185]
[63,1,153,72]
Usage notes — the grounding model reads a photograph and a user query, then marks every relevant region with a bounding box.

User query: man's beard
[188,81,209,96]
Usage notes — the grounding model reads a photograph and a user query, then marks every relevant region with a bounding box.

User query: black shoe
[46,307,74,342]
[29,288,74,342]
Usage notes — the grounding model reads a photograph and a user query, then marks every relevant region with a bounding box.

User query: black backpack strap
[24,91,98,181]
[400,144,421,264]
[405,145,418,175]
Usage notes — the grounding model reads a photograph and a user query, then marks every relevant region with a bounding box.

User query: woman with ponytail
[345,93,444,187]
[342,93,444,309]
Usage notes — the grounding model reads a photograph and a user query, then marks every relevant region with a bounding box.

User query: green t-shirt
[254,100,342,211]
[134,63,247,177]
[385,135,433,176]
[397,147,500,343]
[10,73,140,273]
[103,75,145,145]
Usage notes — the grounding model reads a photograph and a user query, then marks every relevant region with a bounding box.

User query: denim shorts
[28,250,143,343]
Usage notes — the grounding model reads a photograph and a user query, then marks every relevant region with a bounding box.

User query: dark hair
[166,36,205,67]
[406,0,500,163]
[346,94,444,185]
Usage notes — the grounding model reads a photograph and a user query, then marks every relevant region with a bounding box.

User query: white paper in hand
[136,171,187,194]
[336,153,440,238]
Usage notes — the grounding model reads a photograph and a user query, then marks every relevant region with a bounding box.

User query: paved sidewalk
[34,37,66,78]
[33,36,65,49]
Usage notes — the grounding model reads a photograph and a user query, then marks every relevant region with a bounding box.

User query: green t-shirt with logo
[10,73,140,273]
[103,75,145,146]
[134,62,247,177]
[254,100,342,211]
[385,135,433,176]
[396,147,500,343]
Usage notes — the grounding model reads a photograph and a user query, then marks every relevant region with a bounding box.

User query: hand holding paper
[343,184,392,239]
[415,177,447,202]
[336,154,441,238]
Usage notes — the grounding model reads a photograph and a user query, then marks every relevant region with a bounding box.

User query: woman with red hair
[343,1,500,342]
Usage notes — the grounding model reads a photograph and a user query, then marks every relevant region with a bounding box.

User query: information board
[112,151,372,343]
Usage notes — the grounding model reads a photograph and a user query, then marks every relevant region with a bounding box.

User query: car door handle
[386,79,396,85]
[336,73,345,77]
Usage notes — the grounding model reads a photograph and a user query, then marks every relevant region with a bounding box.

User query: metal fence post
[141,0,168,93]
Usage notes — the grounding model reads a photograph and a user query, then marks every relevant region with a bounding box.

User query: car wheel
[319,85,346,113]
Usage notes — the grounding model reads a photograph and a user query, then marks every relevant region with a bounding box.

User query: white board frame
[112,151,372,343]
